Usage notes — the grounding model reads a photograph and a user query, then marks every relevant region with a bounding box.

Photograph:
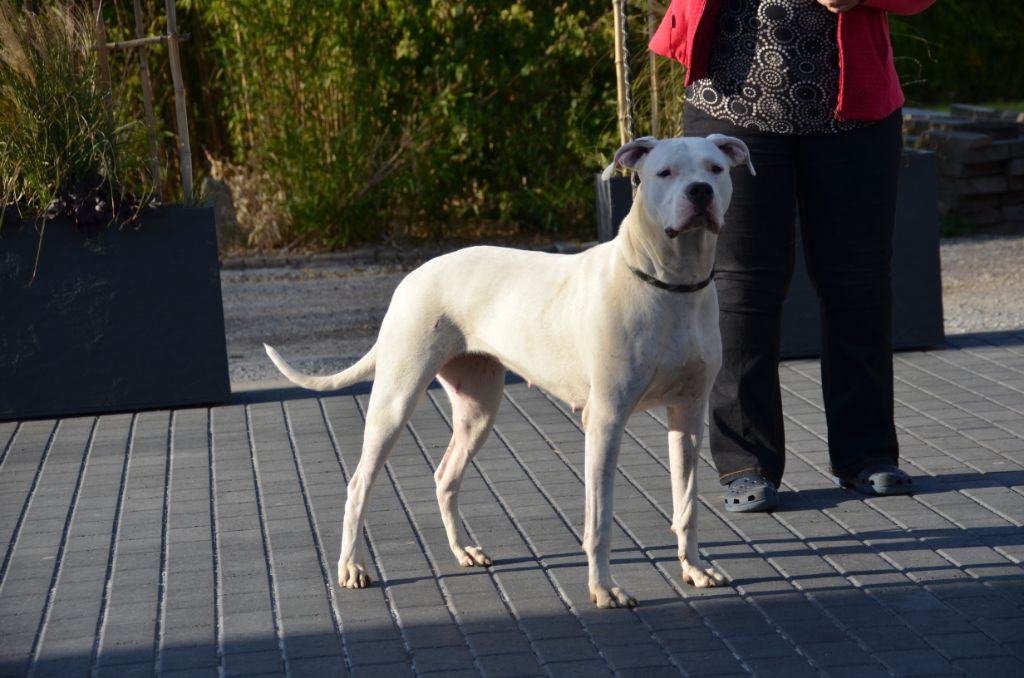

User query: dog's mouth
[666,212,721,238]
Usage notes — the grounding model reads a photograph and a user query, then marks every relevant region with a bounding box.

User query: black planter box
[594,149,945,357]
[0,206,231,420]
[595,174,634,243]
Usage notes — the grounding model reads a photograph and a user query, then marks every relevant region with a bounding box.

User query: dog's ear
[707,134,756,176]
[601,136,658,180]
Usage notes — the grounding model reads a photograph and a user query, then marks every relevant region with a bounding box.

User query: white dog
[266,134,754,608]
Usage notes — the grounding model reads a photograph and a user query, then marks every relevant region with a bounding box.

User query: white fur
[266,135,754,608]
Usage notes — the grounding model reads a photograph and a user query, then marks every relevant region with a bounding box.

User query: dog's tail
[263,343,376,392]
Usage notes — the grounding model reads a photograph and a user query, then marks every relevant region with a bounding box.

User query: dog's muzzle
[666,182,720,238]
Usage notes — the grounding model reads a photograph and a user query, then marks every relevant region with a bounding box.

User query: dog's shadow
[380,550,652,588]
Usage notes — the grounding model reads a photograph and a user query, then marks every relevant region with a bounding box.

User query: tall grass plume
[0,1,152,228]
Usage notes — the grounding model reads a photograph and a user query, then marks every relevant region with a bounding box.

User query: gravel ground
[222,235,1024,385]
[938,235,1024,333]
[223,262,406,384]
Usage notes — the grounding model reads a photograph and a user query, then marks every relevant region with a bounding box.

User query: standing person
[649,0,934,512]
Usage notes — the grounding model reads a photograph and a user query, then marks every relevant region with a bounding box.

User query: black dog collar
[629,266,714,293]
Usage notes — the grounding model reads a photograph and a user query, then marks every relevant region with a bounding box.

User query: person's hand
[816,0,862,13]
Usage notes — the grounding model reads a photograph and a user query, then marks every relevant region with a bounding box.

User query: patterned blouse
[687,0,870,134]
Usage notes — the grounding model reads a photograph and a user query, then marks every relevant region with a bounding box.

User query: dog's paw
[456,545,492,567]
[589,583,637,609]
[338,562,372,589]
[681,559,728,588]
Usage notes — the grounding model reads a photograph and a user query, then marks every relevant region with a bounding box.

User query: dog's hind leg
[338,367,435,589]
[667,404,727,589]
[434,355,505,567]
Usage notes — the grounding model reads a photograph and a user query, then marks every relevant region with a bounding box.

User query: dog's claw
[590,584,637,609]
[457,545,492,567]
[338,563,371,589]
[682,560,727,588]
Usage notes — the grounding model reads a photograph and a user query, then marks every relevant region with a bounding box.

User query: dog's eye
[657,168,672,178]
[710,164,724,174]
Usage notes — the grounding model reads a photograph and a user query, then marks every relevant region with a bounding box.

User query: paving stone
[600,642,676,670]
[30,656,94,678]
[345,638,408,667]
[798,640,876,667]
[159,645,221,671]
[471,655,544,678]
[583,620,659,647]
[401,624,465,649]
[221,649,285,676]
[541,659,615,677]
[722,632,799,660]
[875,648,959,676]
[92,661,155,678]
[287,655,349,677]
[741,654,821,678]
[953,655,1024,678]
[515,614,587,643]
[615,666,691,678]
[926,631,1017,660]
[529,636,602,664]
[774,618,850,645]
[408,645,476,673]
[463,630,532,657]
[670,649,747,676]
[163,667,229,678]
[348,662,415,678]
[281,633,344,660]
[849,624,930,651]
[820,665,890,678]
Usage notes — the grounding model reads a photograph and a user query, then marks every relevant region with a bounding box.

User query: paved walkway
[1,331,1023,677]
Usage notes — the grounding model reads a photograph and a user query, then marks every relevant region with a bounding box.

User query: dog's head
[601,135,755,239]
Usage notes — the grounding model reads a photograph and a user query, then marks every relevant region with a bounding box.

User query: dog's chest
[647,353,715,406]
[636,311,721,408]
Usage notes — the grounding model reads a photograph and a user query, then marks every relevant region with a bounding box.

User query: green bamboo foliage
[184,0,622,246]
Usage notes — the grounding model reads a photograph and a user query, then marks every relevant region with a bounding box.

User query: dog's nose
[686,182,713,210]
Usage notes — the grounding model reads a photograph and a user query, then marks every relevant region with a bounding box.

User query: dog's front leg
[583,410,636,608]
[667,404,728,588]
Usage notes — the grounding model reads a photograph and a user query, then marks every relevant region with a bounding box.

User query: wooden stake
[647,1,660,138]
[103,33,188,51]
[611,0,630,145]
[133,0,163,200]
[164,0,193,204]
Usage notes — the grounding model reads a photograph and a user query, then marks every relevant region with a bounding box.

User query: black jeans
[683,102,903,486]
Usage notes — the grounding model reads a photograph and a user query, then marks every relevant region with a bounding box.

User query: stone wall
[904,105,1024,231]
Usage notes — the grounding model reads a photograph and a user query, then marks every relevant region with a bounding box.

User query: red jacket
[648,0,935,121]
